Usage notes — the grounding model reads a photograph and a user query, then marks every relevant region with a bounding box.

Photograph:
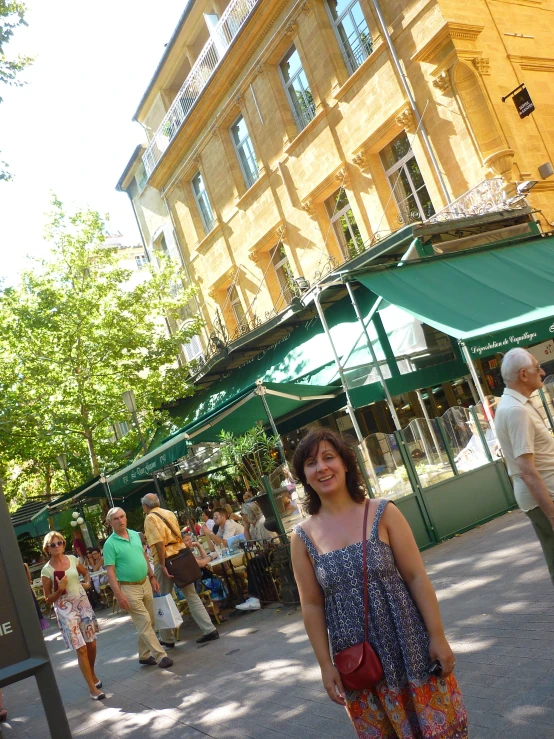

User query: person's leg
[182,582,217,635]
[122,582,167,663]
[237,554,269,610]
[525,507,554,586]
[154,562,175,645]
[86,640,99,684]
[76,644,101,695]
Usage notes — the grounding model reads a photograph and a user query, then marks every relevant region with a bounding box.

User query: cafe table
[206,551,245,605]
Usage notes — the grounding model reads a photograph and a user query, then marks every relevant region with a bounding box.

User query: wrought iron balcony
[143,0,260,178]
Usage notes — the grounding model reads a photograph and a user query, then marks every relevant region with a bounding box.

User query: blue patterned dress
[295,499,468,738]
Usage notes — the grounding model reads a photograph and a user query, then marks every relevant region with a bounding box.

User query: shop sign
[467,316,554,358]
[0,556,29,671]
[513,87,535,119]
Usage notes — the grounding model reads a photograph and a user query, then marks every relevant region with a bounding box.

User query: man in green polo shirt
[104,507,173,669]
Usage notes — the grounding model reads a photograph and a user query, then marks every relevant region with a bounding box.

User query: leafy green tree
[0,199,202,504]
[0,1,33,181]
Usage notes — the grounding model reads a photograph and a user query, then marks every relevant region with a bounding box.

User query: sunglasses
[50,541,64,548]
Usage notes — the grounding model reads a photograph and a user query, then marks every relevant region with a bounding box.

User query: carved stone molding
[395,108,415,129]
[483,149,515,180]
[509,54,554,72]
[256,63,266,76]
[432,71,451,92]
[286,21,297,37]
[352,150,369,170]
[275,225,287,242]
[301,199,315,217]
[335,167,350,188]
[300,0,313,14]
[210,127,221,141]
[208,286,218,300]
[413,23,484,65]
[248,251,259,263]
[472,57,490,75]
[234,93,244,109]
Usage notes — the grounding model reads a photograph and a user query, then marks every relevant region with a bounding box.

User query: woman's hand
[321,663,346,706]
[429,635,456,677]
[57,575,69,591]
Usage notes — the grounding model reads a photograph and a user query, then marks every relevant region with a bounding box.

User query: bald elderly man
[141,494,219,646]
[103,507,172,668]
[495,348,554,585]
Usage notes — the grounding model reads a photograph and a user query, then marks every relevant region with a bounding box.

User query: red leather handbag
[334,500,384,691]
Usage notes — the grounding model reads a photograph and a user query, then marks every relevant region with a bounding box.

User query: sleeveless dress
[41,555,99,650]
[295,500,468,739]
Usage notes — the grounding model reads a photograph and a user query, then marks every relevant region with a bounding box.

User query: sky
[0,0,188,285]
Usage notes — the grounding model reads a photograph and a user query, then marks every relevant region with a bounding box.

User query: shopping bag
[153,593,183,631]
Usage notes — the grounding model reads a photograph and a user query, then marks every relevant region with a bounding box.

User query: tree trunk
[80,402,99,476]
[84,429,99,476]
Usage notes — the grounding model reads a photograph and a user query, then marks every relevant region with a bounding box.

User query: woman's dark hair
[292,428,365,515]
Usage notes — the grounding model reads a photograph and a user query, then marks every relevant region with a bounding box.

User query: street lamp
[57,453,71,489]
[122,389,148,454]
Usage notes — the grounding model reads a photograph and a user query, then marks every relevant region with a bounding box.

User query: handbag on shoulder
[150,511,202,588]
[333,500,384,691]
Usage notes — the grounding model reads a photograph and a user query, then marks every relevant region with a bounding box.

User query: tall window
[271,244,296,306]
[327,0,373,74]
[191,172,215,233]
[380,132,435,223]
[228,285,247,330]
[279,46,316,132]
[230,115,259,189]
[325,188,364,260]
[135,254,148,270]
[183,334,204,363]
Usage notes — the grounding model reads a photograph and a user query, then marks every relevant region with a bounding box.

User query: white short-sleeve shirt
[495,388,554,511]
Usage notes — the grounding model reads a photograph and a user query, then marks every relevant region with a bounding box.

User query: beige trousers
[155,562,214,643]
[120,579,166,663]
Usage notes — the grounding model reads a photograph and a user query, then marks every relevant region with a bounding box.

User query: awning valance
[107,432,188,495]
[355,235,554,359]
[183,381,340,443]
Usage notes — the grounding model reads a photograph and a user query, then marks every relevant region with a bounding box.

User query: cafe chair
[99,582,114,609]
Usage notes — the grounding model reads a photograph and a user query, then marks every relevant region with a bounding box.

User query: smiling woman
[290,428,468,738]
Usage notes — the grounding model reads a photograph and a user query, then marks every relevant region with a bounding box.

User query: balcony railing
[143,0,260,178]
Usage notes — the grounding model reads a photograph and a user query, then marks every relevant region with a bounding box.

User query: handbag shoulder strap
[150,510,182,543]
[362,499,370,644]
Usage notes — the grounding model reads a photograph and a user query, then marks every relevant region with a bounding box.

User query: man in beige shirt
[142,494,219,646]
[495,348,554,585]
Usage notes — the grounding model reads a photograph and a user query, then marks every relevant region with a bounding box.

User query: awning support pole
[152,473,167,509]
[100,473,114,509]
[459,342,497,437]
[345,281,402,431]
[415,389,442,459]
[313,288,382,496]
[257,386,288,468]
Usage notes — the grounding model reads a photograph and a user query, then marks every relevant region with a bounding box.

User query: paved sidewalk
[1,509,553,739]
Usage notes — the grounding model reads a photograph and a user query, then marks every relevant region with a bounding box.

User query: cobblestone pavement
[1,509,553,739]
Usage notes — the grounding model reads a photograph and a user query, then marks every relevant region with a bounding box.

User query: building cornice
[508,54,554,72]
[412,22,485,65]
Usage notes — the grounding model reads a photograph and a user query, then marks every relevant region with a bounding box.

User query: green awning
[107,432,188,495]
[185,381,340,443]
[355,235,554,359]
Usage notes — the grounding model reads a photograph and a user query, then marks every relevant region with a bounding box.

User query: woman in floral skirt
[41,531,104,700]
[291,428,468,738]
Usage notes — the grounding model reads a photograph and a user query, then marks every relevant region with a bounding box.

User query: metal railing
[425,178,527,223]
[143,0,260,178]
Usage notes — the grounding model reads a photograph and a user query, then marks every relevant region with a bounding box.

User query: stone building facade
[117,0,554,364]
